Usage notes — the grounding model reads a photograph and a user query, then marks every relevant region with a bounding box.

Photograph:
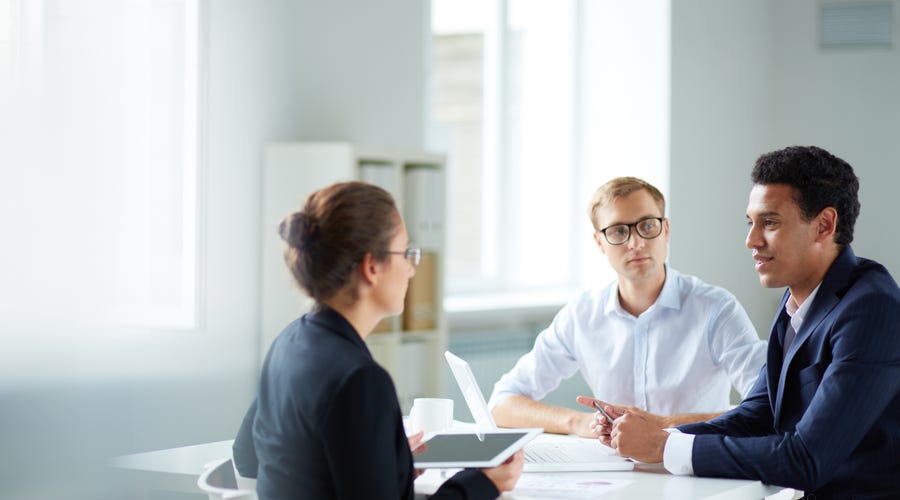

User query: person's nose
[745,222,762,250]
[626,227,644,249]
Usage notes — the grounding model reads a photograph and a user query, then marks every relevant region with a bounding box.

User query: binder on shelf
[403,252,437,331]
[359,161,399,200]
[404,167,443,249]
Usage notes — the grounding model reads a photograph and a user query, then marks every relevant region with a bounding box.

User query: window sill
[444,290,570,331]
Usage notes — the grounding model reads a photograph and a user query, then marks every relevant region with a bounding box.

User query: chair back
[197,457,258,500]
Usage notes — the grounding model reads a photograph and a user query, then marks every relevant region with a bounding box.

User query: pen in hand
[592,401,615,425]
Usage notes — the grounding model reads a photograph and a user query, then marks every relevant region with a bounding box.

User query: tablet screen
[412,429,541,468]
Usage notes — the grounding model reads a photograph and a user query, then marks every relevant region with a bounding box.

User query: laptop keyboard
[524,442,608,463]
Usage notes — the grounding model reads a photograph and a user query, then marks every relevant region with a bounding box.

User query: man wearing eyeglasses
[489,176,766,437]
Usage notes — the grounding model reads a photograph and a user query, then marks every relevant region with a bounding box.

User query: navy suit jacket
[679,247,900,499]
[233,307,498,500]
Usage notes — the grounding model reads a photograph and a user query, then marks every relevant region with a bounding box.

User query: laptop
[444,350,634,472]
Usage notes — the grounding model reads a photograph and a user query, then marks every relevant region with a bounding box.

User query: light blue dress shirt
[488,267,766,415]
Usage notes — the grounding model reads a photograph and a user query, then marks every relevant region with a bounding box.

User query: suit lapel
[771,246,857,428]
[768,302,789,428]
[782,293,838,366]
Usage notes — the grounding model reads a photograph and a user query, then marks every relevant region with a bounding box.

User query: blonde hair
[586,177,665,231]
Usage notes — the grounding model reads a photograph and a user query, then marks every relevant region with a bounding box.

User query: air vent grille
[821,2,893,48]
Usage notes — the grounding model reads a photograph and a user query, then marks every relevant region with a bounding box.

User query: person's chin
[757,273,782,289]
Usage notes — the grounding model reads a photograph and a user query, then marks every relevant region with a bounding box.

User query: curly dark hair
[751,146,860,248]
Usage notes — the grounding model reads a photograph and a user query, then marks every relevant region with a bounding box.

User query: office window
[0,1,11,79]
[0,0,201,330]
[430,0,670,305]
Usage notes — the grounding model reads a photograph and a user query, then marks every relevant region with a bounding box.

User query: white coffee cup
[409,398,454,434]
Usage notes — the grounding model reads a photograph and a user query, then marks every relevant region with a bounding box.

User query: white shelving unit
[261,141,447,412]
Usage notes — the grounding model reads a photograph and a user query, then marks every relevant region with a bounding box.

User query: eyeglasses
[597,217,664,246]
[383,247,422,266]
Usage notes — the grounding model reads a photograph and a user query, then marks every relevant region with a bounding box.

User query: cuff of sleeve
[662,429,694,476]
[486,391,510,412]
[447,469,499,498]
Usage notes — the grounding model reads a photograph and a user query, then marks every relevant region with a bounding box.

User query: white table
[112,438,790,499]
[416,465,784,499]
[111,439,236,494]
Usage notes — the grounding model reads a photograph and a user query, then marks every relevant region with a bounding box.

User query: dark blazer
[679,247,900,499]
[233,307,498,500]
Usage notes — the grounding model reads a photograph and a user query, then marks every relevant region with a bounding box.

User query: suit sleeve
[320,364,500,500]
[686,289,900,492]
[232,398,259,479]
[679,363,772,437]
[430,469,499,500]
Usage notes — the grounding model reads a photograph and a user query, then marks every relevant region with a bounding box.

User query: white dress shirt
[488,267,766,415]
[663,284,821,475]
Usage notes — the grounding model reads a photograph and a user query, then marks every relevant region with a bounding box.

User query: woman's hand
[482,449,524,493]
[407,431,427,478]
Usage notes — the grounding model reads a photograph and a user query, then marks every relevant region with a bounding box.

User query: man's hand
[609,412,669,463]
[576,395,674,452]
[577,395,669,462]
[576,396,617,446]
[576,395,668,427]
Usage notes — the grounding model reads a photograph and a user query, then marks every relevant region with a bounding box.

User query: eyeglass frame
[596,217,665,246]
[382,246,422,266]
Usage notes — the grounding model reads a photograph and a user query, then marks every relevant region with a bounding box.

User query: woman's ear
[358,252,380,286]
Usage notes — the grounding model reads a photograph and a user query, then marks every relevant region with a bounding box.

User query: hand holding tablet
[412,428,543,469]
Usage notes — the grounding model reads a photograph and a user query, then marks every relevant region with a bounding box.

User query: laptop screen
[444,350,498,428]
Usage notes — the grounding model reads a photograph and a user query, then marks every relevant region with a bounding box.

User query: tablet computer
[412,428,542,469]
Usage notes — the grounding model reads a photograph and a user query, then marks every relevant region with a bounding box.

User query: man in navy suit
[589,146,900,498]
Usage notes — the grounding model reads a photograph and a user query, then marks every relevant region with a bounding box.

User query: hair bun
[279,211,318,249]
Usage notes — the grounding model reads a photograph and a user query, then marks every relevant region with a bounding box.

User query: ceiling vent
[820,1,893,48]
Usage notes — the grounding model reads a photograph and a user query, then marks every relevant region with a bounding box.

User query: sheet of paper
[510,476,632,499]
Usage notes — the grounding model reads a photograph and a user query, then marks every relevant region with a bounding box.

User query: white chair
[197,457,258,500]
[766,488,802,500]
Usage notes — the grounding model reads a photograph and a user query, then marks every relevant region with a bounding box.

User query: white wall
[669,0,900,335]
[668,0,783,334]
[1,1,276,498]
[769,1,900,279]
[289,0,427,148]
[1,0,429,497]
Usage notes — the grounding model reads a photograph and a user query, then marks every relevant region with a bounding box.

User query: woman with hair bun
[233,181,523,499]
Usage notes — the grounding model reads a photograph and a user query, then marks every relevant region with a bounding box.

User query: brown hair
[278,181,399,305]
[586,176,666,231]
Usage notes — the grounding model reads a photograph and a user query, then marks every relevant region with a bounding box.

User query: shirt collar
[656,266,681,310]
[305,305,371,355]
[605,265,680,316]
[785,283,821,332]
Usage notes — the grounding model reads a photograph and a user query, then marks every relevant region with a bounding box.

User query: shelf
[262,142,447,412]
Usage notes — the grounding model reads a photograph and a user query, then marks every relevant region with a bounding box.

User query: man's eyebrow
[607,214,661,226]
[746,211,780,218]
